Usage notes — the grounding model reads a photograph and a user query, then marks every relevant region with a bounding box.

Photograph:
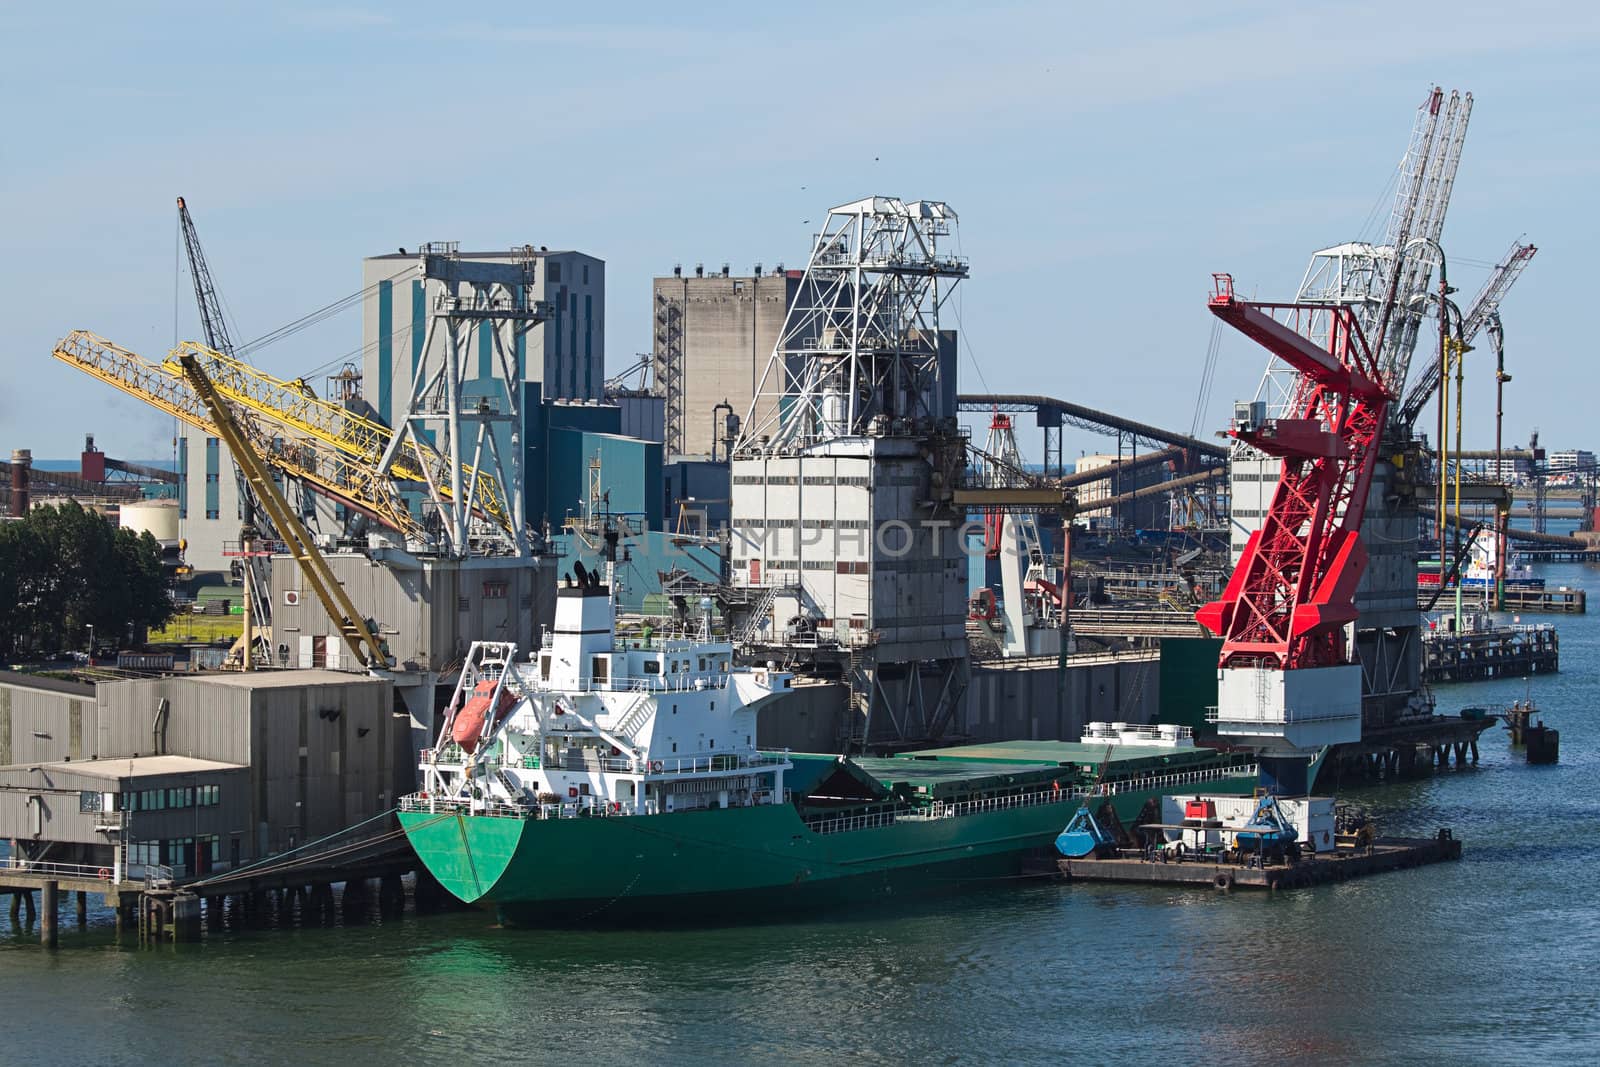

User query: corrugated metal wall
[0,679,97,766]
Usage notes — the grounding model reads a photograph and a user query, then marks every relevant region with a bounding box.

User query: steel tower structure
[729,196,972,750]
[736,197,966,453]
[375,243,549,558]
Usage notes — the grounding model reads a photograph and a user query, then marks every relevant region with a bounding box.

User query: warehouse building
[0,671,406,879]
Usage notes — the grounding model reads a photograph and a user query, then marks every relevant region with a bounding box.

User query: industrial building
[361,246,606,419]
[1073,453,1171,529]
[172,244,607,577]
[267,549,553,677]
[652,266,802,457]
[730,198,973,749]
[0,669,404,879]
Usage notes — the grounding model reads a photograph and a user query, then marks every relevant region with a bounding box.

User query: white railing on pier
[1,858,115,881]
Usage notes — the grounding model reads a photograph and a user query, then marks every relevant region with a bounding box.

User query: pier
[1422,623,1558,683]
[1054,831,1462,892]
[2,823,439,947]
[1417,588,1585,614]
[1319,714,1496,786]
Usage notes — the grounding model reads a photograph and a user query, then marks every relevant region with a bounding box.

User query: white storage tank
[120,499,180,541]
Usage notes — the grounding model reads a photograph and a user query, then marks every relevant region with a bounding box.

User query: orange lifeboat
[451,680,517,753]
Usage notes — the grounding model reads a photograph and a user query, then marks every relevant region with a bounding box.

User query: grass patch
[150,614,243,644]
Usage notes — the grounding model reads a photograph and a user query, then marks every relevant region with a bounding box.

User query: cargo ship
[1418,536,1543,593]
[397,569,1258,924]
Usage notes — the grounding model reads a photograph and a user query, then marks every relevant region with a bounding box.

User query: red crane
[1196,275,1393,673]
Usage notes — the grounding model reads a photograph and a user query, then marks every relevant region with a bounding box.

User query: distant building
[1548,448,1596,475]
[1073,454,1168,529]
[652,267,802,457]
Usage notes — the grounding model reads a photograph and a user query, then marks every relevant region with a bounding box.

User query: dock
[1054,831,1461,892]
[2,826,436,946]
[1319,713,1496,786]
[1417,588,1585,614]
[1422,623,1558,683]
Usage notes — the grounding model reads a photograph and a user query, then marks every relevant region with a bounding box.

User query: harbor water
[4,564,1599,1065]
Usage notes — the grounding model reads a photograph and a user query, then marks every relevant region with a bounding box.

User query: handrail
[400,761,1255,825]
[1,858,115,879]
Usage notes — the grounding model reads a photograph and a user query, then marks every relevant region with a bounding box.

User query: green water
[5,566,1599,1065]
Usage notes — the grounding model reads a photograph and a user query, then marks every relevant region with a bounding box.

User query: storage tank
[120,499,181,541]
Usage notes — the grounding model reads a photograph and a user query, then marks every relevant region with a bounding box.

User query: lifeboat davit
[452,680,517,753]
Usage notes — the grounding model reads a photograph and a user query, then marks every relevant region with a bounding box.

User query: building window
[206,509,220,520]
[548,261,561,284]
[79,791,103,813]
[582,264,589,285]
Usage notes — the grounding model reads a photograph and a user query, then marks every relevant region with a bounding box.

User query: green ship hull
[399,767,1258,924]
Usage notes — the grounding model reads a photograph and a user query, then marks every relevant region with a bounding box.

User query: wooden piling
[40,881,58,948]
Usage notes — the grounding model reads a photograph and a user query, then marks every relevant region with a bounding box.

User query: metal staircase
[609,690,656,741]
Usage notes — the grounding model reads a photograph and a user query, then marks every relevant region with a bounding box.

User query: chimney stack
[10,449,31,517]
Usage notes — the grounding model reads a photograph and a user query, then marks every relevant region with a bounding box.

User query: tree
[0,501,174,659]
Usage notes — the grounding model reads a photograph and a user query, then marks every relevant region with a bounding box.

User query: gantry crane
[1198,275,1392,792]
[176,350,386,668]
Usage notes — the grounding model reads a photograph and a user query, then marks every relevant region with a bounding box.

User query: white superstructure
[414,571,794,817]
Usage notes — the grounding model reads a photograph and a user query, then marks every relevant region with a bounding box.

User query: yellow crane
[174,350,386,668]
[53,330,423,540]
[52,330,517,546]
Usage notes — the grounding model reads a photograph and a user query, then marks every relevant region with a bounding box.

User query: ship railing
[1096,764,1259,796]
[805,806,899,835]
[532,674,734,695]
[399,794,537,820]
[648,751,792,777]
[893,764,1260,823]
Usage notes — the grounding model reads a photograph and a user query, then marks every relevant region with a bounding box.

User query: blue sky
[4,1,1596,462]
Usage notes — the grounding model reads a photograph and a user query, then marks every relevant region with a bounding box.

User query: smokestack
[10,449,31,517]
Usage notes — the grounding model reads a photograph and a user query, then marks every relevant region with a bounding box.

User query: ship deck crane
[175,351,386,668]
[1197,275,1392,791]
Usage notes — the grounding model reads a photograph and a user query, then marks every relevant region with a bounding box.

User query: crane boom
[175,351,386,668]
[172,339,513,535]
[1197,275,1391,671]
[53,330,519,545]
[1397,240,1536,427]
[177,196,238,358]
[52,331,424,539]
[1374,90,1472,405]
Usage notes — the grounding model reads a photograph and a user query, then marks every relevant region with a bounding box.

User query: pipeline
[1423,507,1586,548]
[958,393,1228,460]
